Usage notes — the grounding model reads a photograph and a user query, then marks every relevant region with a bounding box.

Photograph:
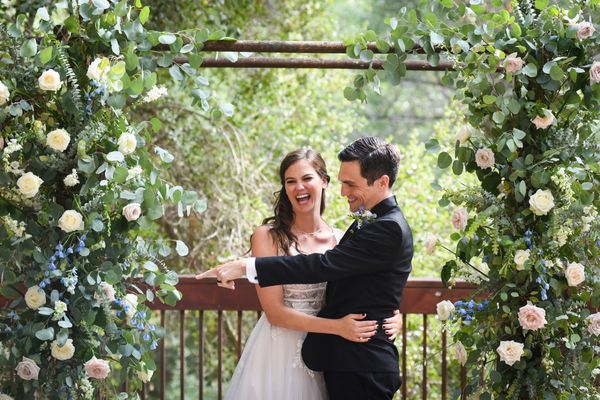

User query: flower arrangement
[348,0,600,397]
[0,1,225,398]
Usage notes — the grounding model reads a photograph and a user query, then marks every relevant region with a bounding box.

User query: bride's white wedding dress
[224,232,342,400]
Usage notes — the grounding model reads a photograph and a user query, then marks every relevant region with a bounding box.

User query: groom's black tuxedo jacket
[255,196,413,373]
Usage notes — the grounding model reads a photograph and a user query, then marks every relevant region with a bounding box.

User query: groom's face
[338,161,384,212]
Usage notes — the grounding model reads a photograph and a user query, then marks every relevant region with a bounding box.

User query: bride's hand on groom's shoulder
[335,313,377,343]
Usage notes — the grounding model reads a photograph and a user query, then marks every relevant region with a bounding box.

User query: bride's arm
[251,226,377,343]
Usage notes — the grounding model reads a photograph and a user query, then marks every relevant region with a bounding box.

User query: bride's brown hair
[262,149,330,255]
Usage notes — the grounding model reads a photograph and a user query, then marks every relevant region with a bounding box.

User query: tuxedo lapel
[338,221,358,244]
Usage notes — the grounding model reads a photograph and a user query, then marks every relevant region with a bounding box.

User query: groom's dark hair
[338,137,400,188]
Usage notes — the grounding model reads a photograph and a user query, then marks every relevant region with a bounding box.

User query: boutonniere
[349,206,377,232]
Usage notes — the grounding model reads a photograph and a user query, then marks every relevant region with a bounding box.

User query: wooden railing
[141,276,477,400]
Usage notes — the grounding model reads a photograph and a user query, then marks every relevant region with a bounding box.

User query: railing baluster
[402,313,407,400]
[141,381,146,400]
[422,314,427,400]
[461,366,467,400]
[237,310,242,360]
[199,310,204,400]
[180,309,185,400]
[218,310,223,400]
[442,329,447,400]
[160,310,166,400]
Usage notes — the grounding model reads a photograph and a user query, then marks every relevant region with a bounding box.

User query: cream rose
[46,128,70,152]
[587,312,600,336]
[565,262,585,286]
[529,189,555,216]
[24,285,46,310]
[124,293,138,319]
[84,356,110,379]
[424,233,438,255]
[496,340,524,366]
[117,132,137,155]
[86,57,109,81]
[15,357,40,380]
[58,210,84,233]
[38,69,62,91]
[51,339,75,360]
[138,368,154,383]
[455,125,472,144]
[514,249,530,271]
[436,300,455,321]
[532,110,555,129]
[452,207,468,231]
[590,61,600,84]
[575,21,595,40]
[454,341,467,366]
[505,53,524,74]
[17,172,43,198]
[0,81,10,105]
[122,203,142,222]
[95,282,116,303]
[475,147,495,169]
[518,304,547,331]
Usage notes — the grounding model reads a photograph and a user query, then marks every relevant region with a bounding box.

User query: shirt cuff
[246,258,258,283]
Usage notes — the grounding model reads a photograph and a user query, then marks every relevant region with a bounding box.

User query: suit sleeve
[255,220,403,287]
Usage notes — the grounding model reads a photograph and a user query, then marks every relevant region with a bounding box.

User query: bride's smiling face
[284,159,328,214]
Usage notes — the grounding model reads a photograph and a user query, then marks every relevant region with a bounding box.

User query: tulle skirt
[224,313,328,400]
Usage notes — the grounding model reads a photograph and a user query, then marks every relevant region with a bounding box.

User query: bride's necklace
[293,226,332,237]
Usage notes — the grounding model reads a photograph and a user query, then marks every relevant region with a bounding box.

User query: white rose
[124,293,138,319]
[436,300,455,321]
[58,210,84,233]
[17,172,43,198]
[117,132,137,155]
[25,285,46,310]
[496,340,524,366]
[454,341,467,366]
[505,53,524,74]
[38,69,62,91]
[532,110,555,129]
[565,262,585,286]
[15,357,40,380]
[46,128,70,152]
[122,203,142,222]
[95,282,116,303]
[475,147,495,169]
[126,166,143,180]
[455,125,472,144]
[424,233,438,255]
[138,368,154,383]
[514,249,530,271]
[575,21,595,40]
[51,338,75,360]
[529,189,555,216]
[590,61,600,84]
[0,81,10,105]
[86,57,109,81]
[587,312,600,336]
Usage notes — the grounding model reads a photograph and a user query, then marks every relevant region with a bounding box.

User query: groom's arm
[255,219,408,287]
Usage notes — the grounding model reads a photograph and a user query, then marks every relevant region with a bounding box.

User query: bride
[224,148,401,399]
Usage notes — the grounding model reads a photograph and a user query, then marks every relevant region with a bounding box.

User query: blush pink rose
[587,312,600,336]
[84,356,110,379]
[15,357,40,380]
[452,207,468,231]
[532,110,555,129]
[575,21,595,40]
[475,148,495,169]
[505,53,524,73]
[122,203,142,222]
[517,304,547,331]
[590,61,600,84]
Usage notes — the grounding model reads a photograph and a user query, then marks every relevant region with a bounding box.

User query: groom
[197,137,413,399]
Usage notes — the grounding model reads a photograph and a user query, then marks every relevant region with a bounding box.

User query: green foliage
[0,0,227,398]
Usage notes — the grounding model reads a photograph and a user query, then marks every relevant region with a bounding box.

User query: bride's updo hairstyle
[262,148,330,255]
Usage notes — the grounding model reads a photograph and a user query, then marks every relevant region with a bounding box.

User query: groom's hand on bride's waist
[195,258,251,290]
